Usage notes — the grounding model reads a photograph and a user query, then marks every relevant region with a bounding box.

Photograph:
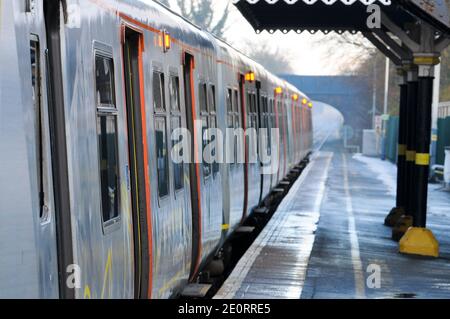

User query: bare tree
[177,0,230,37]
[156,0,170,7]
[156,0,230,38]
[156,0,293,74]
[245,43,295,74]
[317,33,376,74]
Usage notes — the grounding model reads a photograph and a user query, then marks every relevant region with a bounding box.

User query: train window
[211,116,219,176]
[247,93,257,130]
[169,75,183,191]
[264,97,272,155]
[208,85,216,112]
[97,115,120,224]
[169,76,180,111]
[227,89,234,167]
[199,83,208,113]
[233,90,239,113]
[155,117,169,197]
[31,37,46,220]
[226,89,232,113]
[227,89,233,128]
[202,116,211,178]
[153,71,166,111]
[171,116,184,191]
[95,55,116,107]
[95,52,120,226]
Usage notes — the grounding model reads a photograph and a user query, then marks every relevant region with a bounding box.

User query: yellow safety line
[342,154,366,298]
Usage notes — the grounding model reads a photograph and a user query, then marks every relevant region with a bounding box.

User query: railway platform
[214,143,450,299]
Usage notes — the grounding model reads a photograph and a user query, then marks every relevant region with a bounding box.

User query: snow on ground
[353,153,397,196]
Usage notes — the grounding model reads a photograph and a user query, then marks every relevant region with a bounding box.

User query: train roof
[96,0,309,101]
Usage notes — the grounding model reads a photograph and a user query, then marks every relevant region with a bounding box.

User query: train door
[260,95,271,201]
[226,87,245,229]
[274,97,283,185]
[269,98,278,190]
[238,74,249,222]
[150,60,193,297]
[183,53,202,279]
[280,99,287,178]
[30,28,60,299]
[255,81,264,204]
[122,27,152,299]
[1,0,63,298]
[203,81,223,257]
[42,0,74,298]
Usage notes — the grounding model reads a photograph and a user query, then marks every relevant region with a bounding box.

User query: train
[0,0,313,299]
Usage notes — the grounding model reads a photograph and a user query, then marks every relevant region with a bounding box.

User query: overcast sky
[225,2,344,75]
[148,0,369,75]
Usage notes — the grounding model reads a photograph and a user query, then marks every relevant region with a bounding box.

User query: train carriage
[0,0,313,299]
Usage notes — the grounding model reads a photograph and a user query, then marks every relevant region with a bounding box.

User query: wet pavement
[215,143,450,299]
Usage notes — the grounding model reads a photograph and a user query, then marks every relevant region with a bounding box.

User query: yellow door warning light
[245,71,255,82]
[162,30,171,52]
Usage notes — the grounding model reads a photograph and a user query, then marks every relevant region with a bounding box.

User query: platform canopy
[233,0,450,67]
[232,0,450,35]
[233,0,450,258]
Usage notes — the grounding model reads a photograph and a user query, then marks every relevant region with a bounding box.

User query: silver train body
[0,0,313,298]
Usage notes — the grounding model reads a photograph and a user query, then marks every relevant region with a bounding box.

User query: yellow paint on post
[415,153,430,166]
[221,224,230,231]
[406,150,416,162]
[398,144,406,156]
[413,56,440,66]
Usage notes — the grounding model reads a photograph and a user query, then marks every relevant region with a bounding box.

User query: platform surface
[214,145,450,299]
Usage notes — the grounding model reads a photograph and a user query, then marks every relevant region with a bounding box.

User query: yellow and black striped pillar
[391,71,418,241]
[385,78,408,226]
[405,78,418,218]
[413,76,433,227]
[399,55,439,258]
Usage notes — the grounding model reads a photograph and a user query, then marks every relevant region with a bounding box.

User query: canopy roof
[232,0,450,35]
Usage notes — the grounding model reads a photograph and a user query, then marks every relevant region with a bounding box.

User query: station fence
[384,116,399,164]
